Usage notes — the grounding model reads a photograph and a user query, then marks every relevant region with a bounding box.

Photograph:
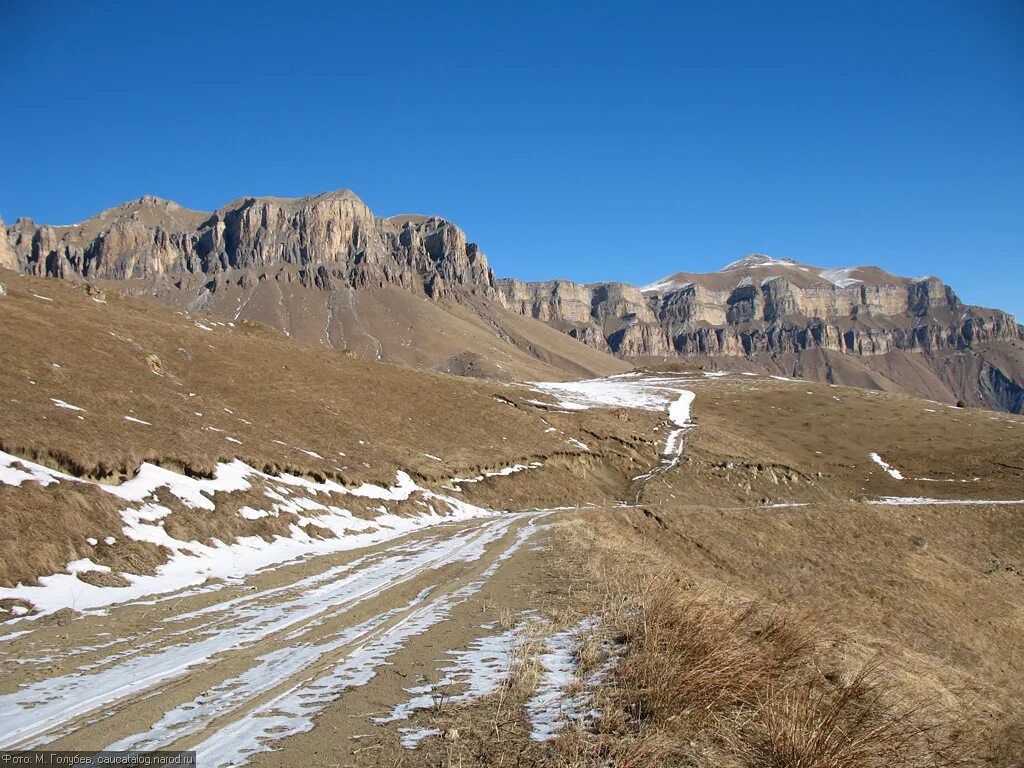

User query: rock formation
[498,255,1024,412]
[498,255,1020,359]
[0,217,17,270]
[5,191,495,298]
[1,191,627,382]
[5,197,1022,410]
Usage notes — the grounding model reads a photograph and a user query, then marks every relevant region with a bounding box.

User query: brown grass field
[1,270,1022,766]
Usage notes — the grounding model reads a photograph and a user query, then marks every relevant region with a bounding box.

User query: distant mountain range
[4,191,1022,412]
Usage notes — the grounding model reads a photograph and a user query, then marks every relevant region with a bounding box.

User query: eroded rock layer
[3,192,628,381]
[497,255,1024,411]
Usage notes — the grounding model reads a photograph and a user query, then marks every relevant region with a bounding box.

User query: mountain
[6,194,1023,411]
[3,192,627,381]
[498,254,1024,412]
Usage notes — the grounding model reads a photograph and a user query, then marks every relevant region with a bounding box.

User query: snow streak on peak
[720,254,798,271]
[641,276,692,293]
[819,267,862,288]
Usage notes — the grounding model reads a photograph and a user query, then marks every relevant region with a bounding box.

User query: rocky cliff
[1,192,627,381]
[498,255,1024,411]
[498,255,1021,358]
[6,191,496,300]
[0,217,17,270]
[6,196,1022,410]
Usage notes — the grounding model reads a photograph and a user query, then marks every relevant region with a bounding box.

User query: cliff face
[0,217,17,270]
[1,191,628,381]
[497,255,1024,411]
[5,191,496,299]
[497,255,1021,360]
[6,198,1022,409]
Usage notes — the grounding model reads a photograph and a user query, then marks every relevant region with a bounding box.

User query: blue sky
[2,1,1022,317]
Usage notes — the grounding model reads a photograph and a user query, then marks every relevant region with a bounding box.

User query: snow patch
[51,399,84,412]
[0,451,522,616]
[867,497,1024,506]
[869,452,904,480]
[527,617,603,741]
[819,267,862,288]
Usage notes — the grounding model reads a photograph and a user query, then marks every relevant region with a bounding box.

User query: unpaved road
[0,509,567,766]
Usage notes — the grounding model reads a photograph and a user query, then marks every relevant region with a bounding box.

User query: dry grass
[745,665,966,768]
[0,270,665,590]
[610,575,819,729]
[0,269,652,488]
[540,520,975,768]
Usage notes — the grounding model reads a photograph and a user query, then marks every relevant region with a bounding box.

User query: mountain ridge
[2,190,628,382]
[495,251,1024,412]
[4,191,1022,411]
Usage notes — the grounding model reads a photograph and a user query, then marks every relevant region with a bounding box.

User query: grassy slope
[103,269,632,381]
[599,375,1024,764]
[0,269,659,590]
[3,269,1021,762]
[367,379,1022,765]
[0,269,640,485]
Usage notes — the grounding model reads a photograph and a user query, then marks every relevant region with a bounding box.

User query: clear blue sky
[3,0,1022,317]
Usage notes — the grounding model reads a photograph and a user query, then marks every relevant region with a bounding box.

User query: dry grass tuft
[745,663,966,768]
[613,574,819,729]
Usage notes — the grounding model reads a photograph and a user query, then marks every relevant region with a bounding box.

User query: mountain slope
[3,192,627,380]
[0,269,656,595]
[498,254,1024,411]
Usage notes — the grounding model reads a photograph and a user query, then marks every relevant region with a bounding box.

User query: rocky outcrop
[2,191,631,381]
[4,191,496,299]
[982,362,1024,414]
[0,217,17,270]
[497,260,1021,361]
[6,197,1021,409]
[496,255,1024,411]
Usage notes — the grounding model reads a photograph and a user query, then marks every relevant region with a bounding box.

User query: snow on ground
[374,609,614,748]
[399,727,442,749]
[51,399,84,411]
[0,450,532,616]
[186,515,552,766]
[820,267,862,288]
[529,375,696,461]
[375,622,524,728]
[529,374,693,413]
[867,497,1024,506]
[868,452,980,483]
[449,462,543,488]
[527,616,602,741]
[869,452,904,480]
[1,512,553,754]
[523,376,696,485]
[640,276,692,293]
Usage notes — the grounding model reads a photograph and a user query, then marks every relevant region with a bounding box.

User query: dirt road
[0,509,568,765]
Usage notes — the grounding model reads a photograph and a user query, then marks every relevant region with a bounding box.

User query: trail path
[0,373,702,765]
[0,510,558,765]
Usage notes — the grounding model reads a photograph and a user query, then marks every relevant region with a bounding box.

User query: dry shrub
[613,574,818,729]
[745,663,967,768]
